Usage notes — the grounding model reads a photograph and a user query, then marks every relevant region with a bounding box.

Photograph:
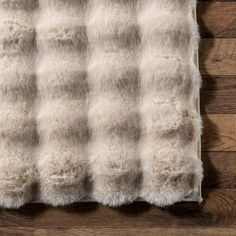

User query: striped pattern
[0,0,202,208]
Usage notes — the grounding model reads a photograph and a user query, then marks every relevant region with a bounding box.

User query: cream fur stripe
[0,0,202,208]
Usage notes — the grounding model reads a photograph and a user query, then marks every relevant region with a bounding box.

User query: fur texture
[0,0,202,208]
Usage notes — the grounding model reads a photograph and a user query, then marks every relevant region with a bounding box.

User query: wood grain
[199,39,236,76]
[202,114,236,151]
[203,152,236,188]
[198,2,236,38]
[0,189,235,228]
[201,76,236,114]
[198,4,236,115]
[0,227,235,236]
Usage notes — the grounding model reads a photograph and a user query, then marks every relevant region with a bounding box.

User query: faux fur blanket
[0,0,202,208]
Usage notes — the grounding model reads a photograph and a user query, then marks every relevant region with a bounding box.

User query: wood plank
[199,0,234,1]
[0,227,235,236]
[0,228,33,236]
[198,2,236,38]
[202,114,236,151]
[202,152,236,189]
[199,0,236,2]
[201,76,236,114]
[0,190,235,228]
[199,39,236,76]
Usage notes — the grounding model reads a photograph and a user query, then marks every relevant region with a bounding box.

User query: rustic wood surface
[200,39,236,76]
[202,114,236,151]
[0,227,236,236]
[1,1,236,235]
[201,76,236,114]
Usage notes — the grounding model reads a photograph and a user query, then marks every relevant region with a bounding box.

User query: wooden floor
[1,1,236,235]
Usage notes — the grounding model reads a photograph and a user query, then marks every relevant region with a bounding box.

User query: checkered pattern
[0,0,202,208]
